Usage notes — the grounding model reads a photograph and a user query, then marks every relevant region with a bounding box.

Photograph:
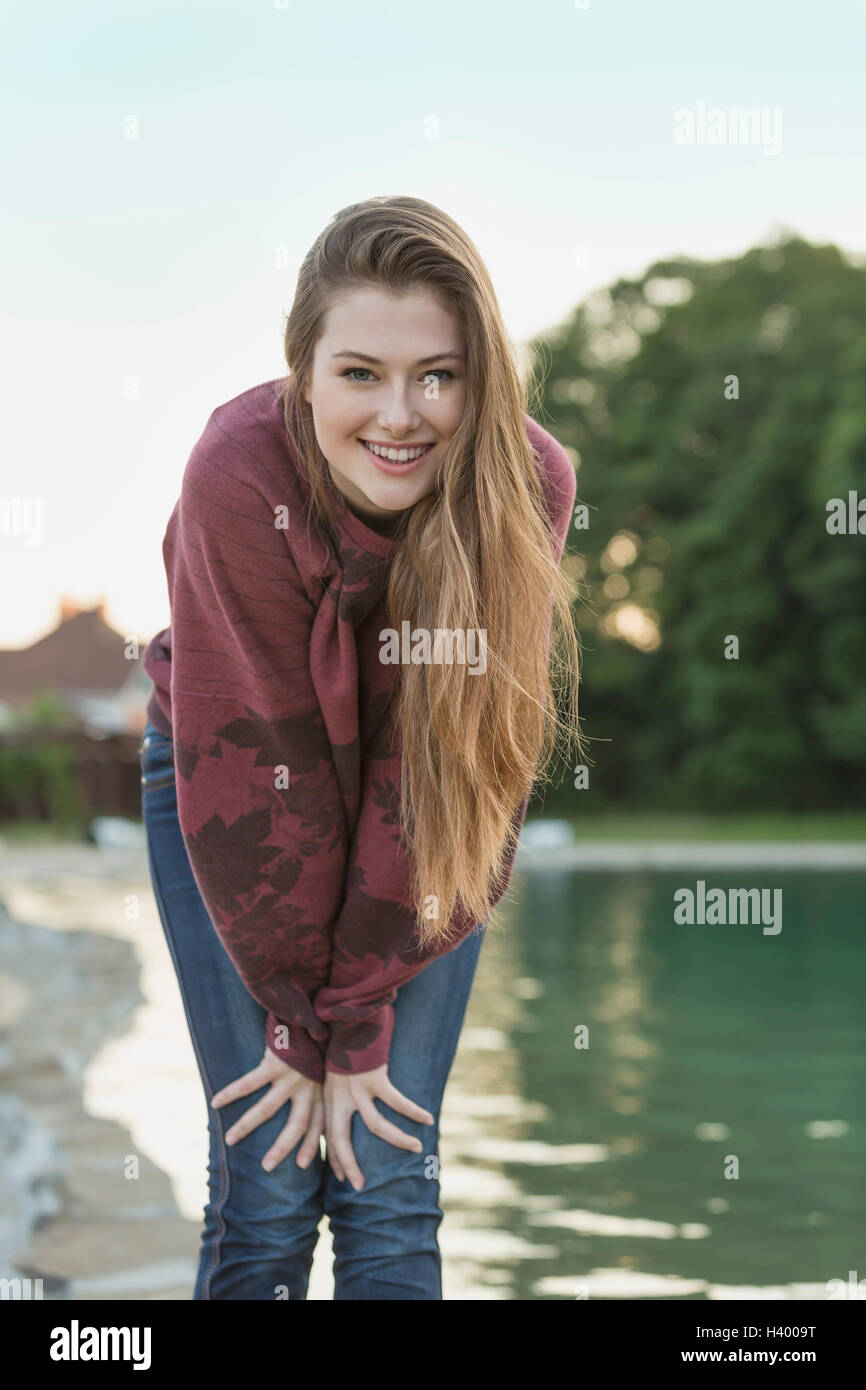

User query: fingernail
[262,1158,274,1171]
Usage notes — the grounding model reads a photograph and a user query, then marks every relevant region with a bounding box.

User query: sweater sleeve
[313,417,578,1076]
[165,427,350,1084]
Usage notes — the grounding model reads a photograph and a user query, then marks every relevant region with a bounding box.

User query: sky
[1,0,864,648]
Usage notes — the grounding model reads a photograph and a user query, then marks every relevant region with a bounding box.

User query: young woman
[140,194,581,1300]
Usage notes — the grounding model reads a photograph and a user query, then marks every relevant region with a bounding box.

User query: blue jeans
[139,718,484,1300]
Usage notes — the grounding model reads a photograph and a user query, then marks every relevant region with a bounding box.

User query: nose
[377,381,420,436]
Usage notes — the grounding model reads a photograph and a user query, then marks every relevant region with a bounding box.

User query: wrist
[325,1004,395,1076]
[266,1012,327,1083]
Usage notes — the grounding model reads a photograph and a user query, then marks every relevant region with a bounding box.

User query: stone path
[0,842,339,1299]
[0,882,199,1299]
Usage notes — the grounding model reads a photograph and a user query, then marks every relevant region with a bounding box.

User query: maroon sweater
[142,378,576,1081]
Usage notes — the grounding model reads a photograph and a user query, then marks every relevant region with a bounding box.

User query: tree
[533,235,866,811]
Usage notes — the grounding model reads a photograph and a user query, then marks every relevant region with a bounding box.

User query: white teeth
[362,440,431,462]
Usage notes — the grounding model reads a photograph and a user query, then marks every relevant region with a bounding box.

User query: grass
[0,820,92,844]
[560,812,866,841]
[1,813,865,847]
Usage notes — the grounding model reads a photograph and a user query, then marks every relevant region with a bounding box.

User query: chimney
[58,596,106,624]
[59,596,81,623]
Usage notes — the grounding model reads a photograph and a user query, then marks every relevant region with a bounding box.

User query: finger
[329,1124,365,1191]
[325,1138,346,1184]
[211,1061,271,1109]
[295,1100,325,1170]
[356,1096,424,1155]
[328,1152,346,1184]
[322,1097,345,1182]
[223,1082,293,1147]
[261,1095,315,1172]
[379,1082,435,1127]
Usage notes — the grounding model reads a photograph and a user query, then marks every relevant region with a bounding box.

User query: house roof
[0,601,134,702]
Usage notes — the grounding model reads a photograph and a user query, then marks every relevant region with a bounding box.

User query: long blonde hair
[279,195,582,951]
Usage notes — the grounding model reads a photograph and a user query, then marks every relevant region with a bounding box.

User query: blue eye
[340,367,455,383]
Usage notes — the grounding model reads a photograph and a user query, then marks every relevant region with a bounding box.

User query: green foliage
[0,742,85,827]
[534,236,866,811]
[20,690,75,729]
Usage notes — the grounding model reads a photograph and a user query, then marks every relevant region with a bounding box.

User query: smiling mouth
[359,438,435,464]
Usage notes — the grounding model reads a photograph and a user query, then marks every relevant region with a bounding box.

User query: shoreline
[0,844,339,1300]
[0,856,199,1300]
[515,841,866,870]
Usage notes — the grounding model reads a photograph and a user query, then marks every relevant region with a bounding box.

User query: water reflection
[445,866,866,1299]
[2,849,863,1299]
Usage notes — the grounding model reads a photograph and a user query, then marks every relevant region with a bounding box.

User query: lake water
[454,866,865,1298]
[3,846,862,1299]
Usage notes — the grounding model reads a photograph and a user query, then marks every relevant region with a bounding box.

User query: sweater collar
[336,505,403,560]
[321,467,405,560]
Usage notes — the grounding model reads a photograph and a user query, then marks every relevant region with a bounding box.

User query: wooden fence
[0,728,145,825]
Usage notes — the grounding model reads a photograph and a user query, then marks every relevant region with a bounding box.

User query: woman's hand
[210,1046,324,1173]
[323,1065,435,1191]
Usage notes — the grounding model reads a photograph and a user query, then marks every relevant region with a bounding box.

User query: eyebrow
[331,351,465,366]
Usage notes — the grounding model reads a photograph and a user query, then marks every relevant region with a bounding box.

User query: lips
[359,438,434,458]
[358,439,434,474]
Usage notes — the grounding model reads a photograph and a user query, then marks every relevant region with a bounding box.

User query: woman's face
[302,285,467,524]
